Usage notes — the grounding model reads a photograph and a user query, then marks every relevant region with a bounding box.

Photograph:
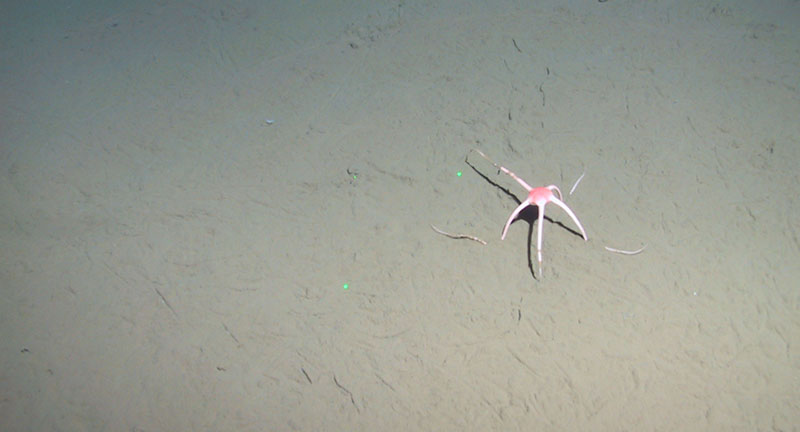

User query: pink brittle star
[473,149,588,275]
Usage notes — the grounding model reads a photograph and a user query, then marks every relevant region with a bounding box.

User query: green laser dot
[343,283,349,290]
[457,171,462,177]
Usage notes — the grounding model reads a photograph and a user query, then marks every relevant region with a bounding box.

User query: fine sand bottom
[1,1,799,430]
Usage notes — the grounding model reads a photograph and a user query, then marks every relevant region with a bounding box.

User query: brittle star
[473,149,588,275]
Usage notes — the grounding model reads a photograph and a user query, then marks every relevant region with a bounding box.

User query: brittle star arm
[473,149,533,191]
[499,166,533,191]
[548,195,588,241]
[536,202,547,275]
[501,198,532,240]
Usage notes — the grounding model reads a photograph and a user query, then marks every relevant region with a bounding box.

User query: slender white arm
[501,199,531,240]
[548,195,588,241]
[536,204,545,275]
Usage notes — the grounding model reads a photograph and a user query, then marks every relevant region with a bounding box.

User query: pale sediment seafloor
[1,1,798,430]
